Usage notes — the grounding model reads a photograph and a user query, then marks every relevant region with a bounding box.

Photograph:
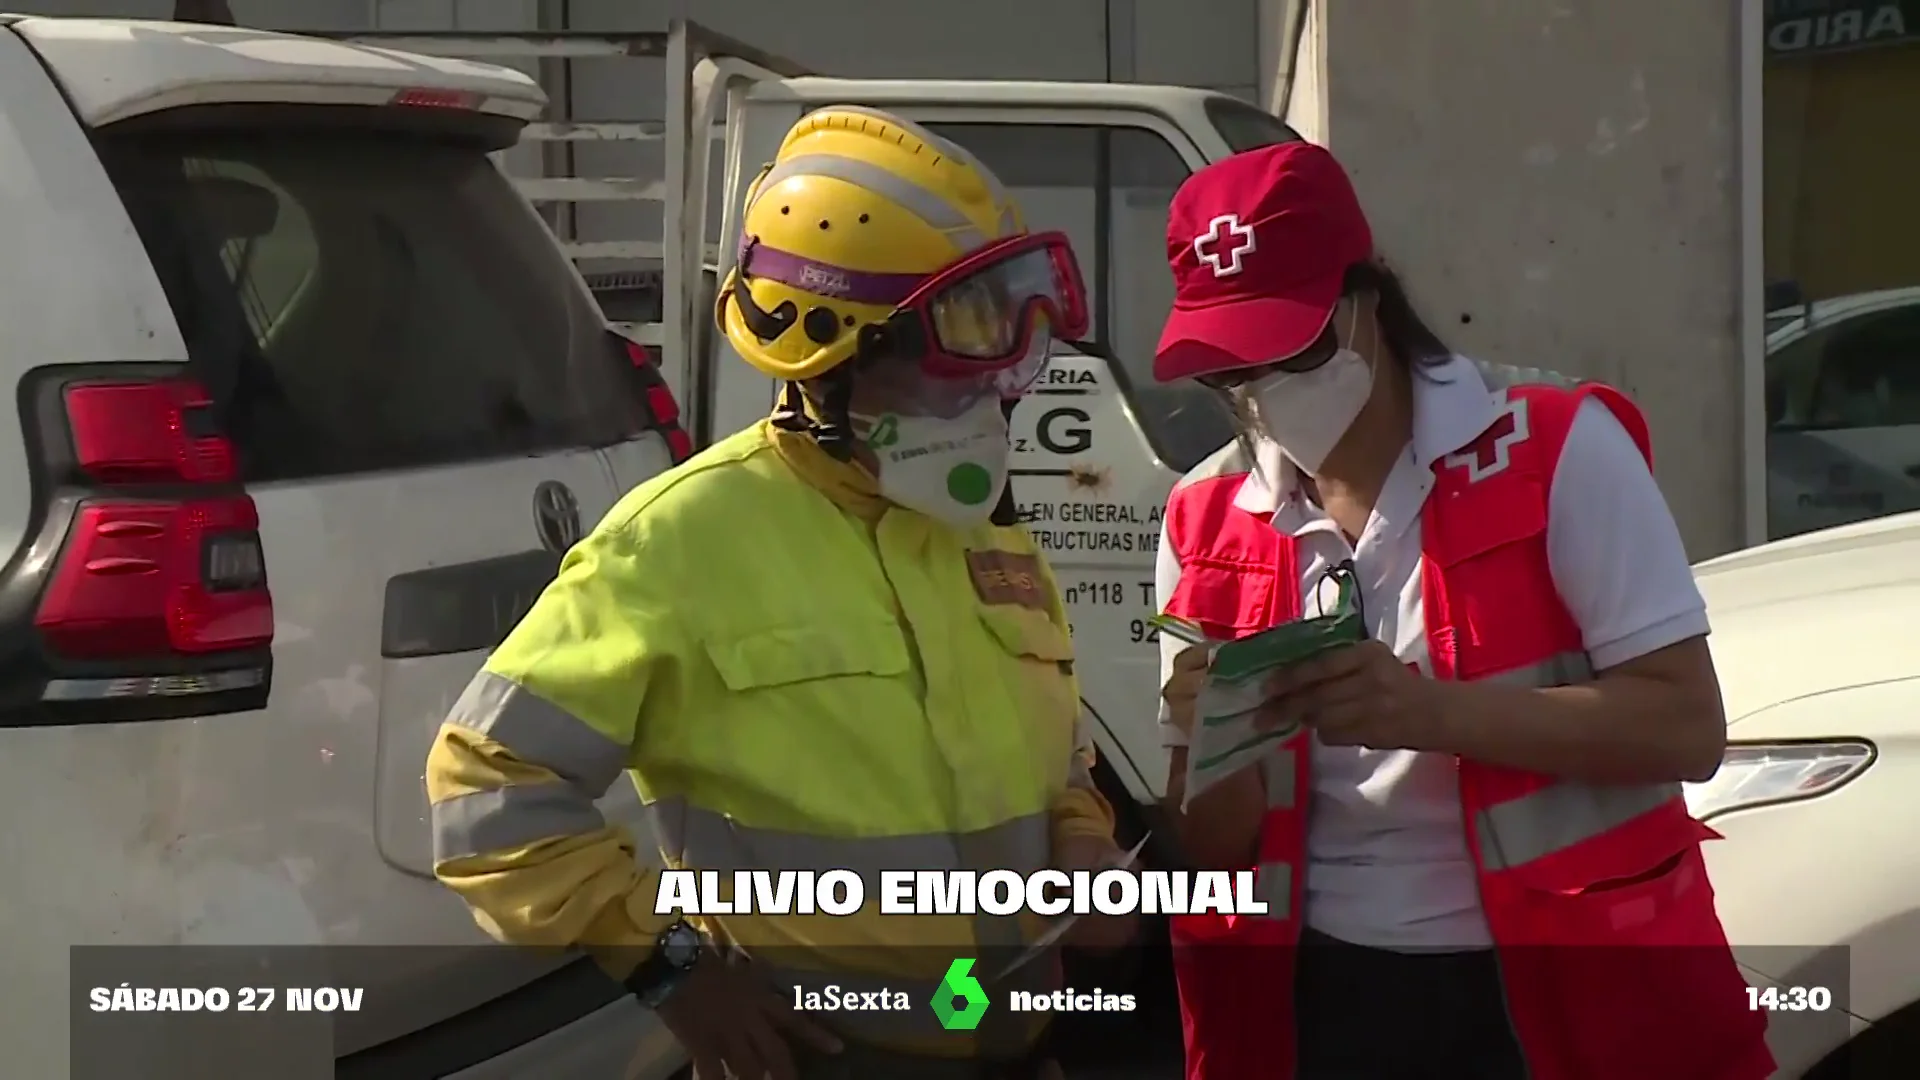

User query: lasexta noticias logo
[931,958,989,1031]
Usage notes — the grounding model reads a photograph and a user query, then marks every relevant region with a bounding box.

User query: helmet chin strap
[989,396,1019,527]
[773,367,860,462]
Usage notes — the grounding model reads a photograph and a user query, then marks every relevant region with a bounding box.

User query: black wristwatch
[624,921,705,1009]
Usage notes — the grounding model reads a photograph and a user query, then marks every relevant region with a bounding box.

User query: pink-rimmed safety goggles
[738,230,1090,397]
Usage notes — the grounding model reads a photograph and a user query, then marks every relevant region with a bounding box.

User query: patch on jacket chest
[964,549,1047,610]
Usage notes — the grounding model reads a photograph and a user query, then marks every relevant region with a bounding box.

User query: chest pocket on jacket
[704,619,911,692]
[976,604,1075,675]
[976,604,1079,771]
[1424,477,1560,679]
[1166,562,1279,641]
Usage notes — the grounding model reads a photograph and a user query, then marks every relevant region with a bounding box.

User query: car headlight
[1682,741,1875,822]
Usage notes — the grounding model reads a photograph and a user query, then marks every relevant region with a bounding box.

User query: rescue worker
[1149,142,1773,1080]
[424,106,1133,1080]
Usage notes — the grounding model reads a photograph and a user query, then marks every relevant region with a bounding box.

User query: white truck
[0,15,1276,1078]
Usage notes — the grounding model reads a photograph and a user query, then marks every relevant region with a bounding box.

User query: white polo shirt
[1154,356,1708,952]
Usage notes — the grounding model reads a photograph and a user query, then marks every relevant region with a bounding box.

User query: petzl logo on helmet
[931,958,990,1031]
[1192,213,1257,278]
[798,262,853,297]
[866,414,901,450]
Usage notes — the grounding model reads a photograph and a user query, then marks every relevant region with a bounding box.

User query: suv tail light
[624,340,694,463]
[6,368,272,723]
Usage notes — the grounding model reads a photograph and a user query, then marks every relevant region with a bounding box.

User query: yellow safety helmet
[716,106,1028,382]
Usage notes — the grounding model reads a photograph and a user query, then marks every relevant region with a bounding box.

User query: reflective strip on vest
[1466,649,1683,872]
[1248,749,1297,919]
[1475,781,1684,872]
[432,783,606,863]
[445,670,630,795]
[1254,860,1291,918]
[1480,650,1595,689]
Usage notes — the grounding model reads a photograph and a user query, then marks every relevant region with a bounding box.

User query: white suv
[0,17,682,1077]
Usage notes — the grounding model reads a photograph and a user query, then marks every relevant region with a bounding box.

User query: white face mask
[856,396,1011,528]
[1241,308,1376,475]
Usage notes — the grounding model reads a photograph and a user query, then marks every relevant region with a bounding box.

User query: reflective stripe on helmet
[753,153,989,251]
[821,104,1019,236]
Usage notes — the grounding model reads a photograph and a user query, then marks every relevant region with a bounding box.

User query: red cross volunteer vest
[1161,380,1773,1080]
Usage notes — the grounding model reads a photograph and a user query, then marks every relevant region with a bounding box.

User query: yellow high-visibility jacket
[425,418,1115,1056]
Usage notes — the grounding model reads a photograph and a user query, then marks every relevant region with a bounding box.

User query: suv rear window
[1204,97,1304,154]
[99,119,647,483]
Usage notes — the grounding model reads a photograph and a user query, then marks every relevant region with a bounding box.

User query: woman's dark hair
[1342,259,1452,372]
[1220,258,1453,464]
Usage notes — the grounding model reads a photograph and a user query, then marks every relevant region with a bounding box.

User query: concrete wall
[1278,0,1750,558]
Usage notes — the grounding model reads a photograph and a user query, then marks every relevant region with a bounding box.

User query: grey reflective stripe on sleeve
[753,154,986,251]
[445,671,628,796]
[650,799,1050,889]
[1474,782,1684,872]
[1253,861,1292,919]
[1479,651,1594,689]
[432,783,608,863]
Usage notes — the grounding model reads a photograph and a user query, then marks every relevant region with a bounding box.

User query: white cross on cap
[1192,213,1257,277]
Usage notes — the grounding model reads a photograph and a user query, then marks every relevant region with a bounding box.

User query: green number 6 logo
[931,958,990,1031]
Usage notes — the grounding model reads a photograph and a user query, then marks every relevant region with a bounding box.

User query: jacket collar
[762,418,891,524]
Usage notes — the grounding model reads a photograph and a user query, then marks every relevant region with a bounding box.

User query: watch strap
[622,923,703,1007]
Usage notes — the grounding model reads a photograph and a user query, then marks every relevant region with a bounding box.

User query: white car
[1689,510,1920,1076]
[1765,288,1920,542]
[0,16,684,1078]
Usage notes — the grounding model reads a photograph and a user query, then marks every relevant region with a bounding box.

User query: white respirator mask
[855,395,1012,528]
[1241,305,1376,476]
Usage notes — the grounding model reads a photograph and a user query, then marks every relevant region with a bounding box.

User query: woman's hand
[1160,644,1212,736]
[1259,640,1448,751]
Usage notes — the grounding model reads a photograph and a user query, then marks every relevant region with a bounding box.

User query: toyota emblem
[532,480,583,553]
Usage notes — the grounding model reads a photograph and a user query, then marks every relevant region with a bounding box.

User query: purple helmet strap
[738,235,925,308]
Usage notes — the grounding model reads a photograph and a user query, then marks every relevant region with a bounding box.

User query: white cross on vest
[1192,214,1257,277]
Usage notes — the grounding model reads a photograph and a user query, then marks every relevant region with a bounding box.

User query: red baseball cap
[1153,141,1374,383]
